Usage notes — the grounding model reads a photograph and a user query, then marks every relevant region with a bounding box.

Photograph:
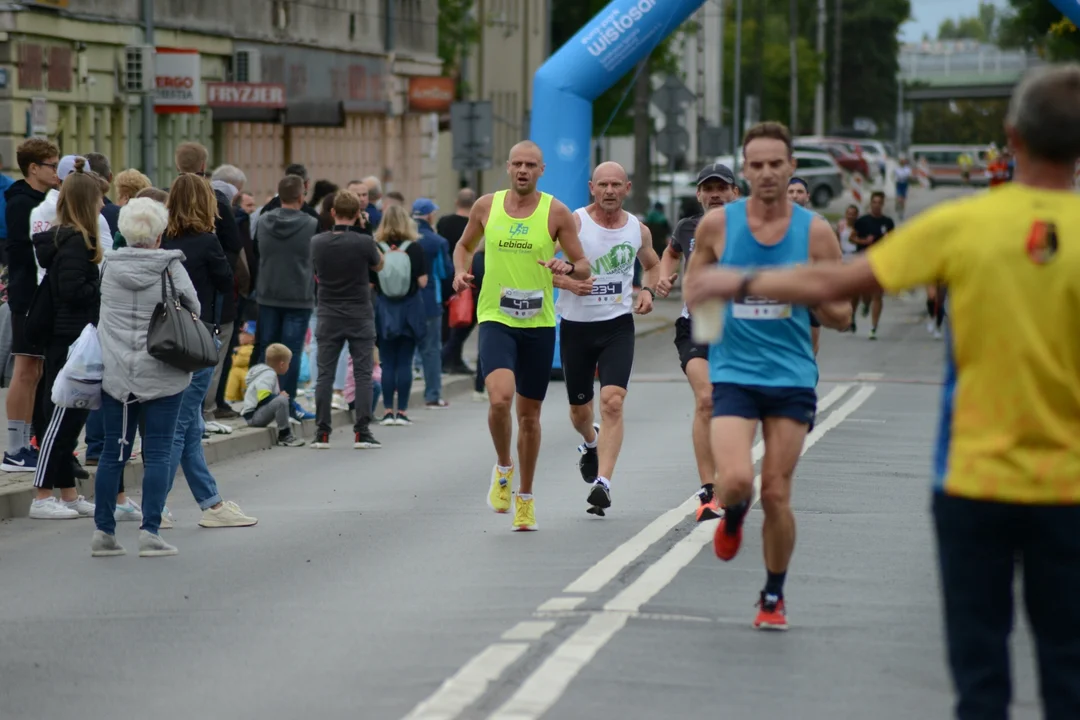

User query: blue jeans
[167,366,222,511]
[84,407,105,460]
[258,305,311,400]
[94,390,184,535]
[379,336,416,412]
[418,313,443,403]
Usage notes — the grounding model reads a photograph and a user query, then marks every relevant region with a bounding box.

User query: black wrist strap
[641,286,655,299]
[735,273,756,303]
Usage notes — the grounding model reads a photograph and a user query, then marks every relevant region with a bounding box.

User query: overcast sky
[901,0,1007,42]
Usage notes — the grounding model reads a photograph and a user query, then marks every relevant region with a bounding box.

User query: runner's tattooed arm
[806,216,855,330]
[540,200,591,280]
[452,194,492,291]
[634,223,660,314]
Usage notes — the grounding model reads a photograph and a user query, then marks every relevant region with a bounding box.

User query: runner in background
[894,157,912,220]
[787,178,820,356]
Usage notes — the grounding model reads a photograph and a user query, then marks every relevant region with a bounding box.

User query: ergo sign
[155,47,201,114]
[207,82,287,109]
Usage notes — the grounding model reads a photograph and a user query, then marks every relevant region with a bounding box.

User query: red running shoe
[713,515,743,561]
[753,592,788,631]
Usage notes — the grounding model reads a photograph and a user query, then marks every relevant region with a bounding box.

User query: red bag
[448,287,474,328]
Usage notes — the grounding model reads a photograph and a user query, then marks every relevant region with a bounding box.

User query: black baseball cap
[697,163,735,186]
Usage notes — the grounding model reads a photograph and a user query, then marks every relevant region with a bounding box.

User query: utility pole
[830,0,841,131]
[141,0,156,184]
[813,0,826,135]
[717,0,725,145]
[732,0,743,175]
[789,0,798,134]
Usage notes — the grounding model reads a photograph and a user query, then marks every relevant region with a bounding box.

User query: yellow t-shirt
[868,184,1080,504]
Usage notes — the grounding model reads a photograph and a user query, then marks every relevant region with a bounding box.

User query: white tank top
[557,208,642,323]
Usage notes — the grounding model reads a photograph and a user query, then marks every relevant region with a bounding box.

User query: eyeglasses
[37,162,58,170]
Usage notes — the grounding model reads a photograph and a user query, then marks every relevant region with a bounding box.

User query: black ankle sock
[764,571,787,598]
[698,483,715,501]
[723,500,750,535]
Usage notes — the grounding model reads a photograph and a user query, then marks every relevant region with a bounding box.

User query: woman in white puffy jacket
[90,197,199,559]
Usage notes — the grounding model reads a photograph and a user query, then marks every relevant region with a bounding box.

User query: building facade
[1,0,442,202]
[436,0,549,209]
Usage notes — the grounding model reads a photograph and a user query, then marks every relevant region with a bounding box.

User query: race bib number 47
[499,288,544,318]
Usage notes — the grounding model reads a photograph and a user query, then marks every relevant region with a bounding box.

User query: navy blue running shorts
[711,382,817,431]
[478,321,556,401]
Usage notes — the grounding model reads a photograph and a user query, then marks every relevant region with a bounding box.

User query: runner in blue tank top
[684,121,853,630]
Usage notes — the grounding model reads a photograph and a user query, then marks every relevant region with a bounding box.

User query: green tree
[913,99,1009,144]
[936,2,999,42]
[438,0,480,92]
[999,0,1080,59]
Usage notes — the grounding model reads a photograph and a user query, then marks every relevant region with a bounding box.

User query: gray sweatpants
[315,313,375,435]
[247,393,290,431]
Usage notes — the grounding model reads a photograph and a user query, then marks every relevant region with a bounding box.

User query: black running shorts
[559,314,635,406]
[673,316,708,373]
[477,321,556,401]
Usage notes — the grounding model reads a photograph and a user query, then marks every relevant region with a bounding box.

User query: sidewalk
[0,300,681,520]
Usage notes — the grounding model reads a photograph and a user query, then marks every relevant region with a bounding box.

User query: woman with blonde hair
[27,158,103,519]
[160,174,256,529]
[373,203,428,426]
[91,197,199,556]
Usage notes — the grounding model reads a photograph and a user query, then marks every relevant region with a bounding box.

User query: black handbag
[24,271,55,347]
[146,270,218,372]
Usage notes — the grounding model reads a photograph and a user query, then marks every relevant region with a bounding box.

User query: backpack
[376,240,414,299]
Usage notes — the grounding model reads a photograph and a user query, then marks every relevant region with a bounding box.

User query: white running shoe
[158,505,175,529]
[62,496,95,517]
[29,497,79,520]
[204,420,234,435]
[115,498,143,523]
[198,500,258,528]
[138,530,178,557]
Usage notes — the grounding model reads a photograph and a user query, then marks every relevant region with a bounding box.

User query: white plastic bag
[51,324,103,410]
[51,372,101,410]
[64,324,103,382]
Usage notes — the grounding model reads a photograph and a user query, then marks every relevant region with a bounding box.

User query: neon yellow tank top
[477,190,556,328]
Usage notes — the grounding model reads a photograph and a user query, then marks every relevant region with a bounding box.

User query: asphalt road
[1,186,1044,720]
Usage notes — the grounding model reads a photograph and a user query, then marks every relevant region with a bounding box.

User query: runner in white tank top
[553,161,661,516]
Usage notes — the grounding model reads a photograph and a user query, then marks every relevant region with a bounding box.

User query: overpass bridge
[899,41,1043,101]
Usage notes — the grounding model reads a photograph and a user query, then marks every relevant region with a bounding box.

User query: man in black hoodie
[257,163,319,227]
[2,138,59,474]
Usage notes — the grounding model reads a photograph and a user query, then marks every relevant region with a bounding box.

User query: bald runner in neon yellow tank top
[451,140,591,532]
[476,190,557,328]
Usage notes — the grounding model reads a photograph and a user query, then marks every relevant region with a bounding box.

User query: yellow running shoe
[487,464,513,513]
[512,495,537,531]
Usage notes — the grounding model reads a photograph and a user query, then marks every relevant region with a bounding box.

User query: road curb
[0,317,676,521]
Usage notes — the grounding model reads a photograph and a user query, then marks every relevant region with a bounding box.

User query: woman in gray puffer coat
[90,197,199,559]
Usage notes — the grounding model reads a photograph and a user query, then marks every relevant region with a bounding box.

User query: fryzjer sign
[155,47,201,114]
[207,82,286,108]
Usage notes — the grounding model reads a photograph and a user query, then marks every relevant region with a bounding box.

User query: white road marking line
[486,385,876,720]
[502,621,557,641]
[562,383,851,595]
[402,643,529,720]
[536,597,585,612]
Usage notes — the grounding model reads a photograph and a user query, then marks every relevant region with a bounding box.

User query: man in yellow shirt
[452,141,591,531]
[683,64,1080,718]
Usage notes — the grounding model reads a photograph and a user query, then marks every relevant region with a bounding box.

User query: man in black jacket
[2,138,59,474]
[256,163,319,232]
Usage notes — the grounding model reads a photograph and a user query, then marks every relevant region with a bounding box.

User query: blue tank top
[708,199,818,388]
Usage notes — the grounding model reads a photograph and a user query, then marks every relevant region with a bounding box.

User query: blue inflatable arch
[530,0,707,211]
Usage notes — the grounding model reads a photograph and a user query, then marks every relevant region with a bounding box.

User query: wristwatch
[641,286,656,299]
[734,272,757,303]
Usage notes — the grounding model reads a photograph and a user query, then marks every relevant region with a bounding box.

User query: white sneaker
[927,320,935,333]
[62,496,95,517]
[204,420,234,435]
[138,530,178,557]
[158,505,175,529]
[198,500,258,528]
[472,390,488,403]
[91,530,126,557]
[331,393,349,411]
[115,498,143,523]
[28,497,80,520]
[933,328,943,340]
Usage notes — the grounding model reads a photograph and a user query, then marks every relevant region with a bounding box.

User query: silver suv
[792,151,845,208]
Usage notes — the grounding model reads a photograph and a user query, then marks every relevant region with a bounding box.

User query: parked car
[792,151,844,208]
[794,136,872,179]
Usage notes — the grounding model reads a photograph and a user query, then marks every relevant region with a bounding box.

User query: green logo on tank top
[591,242,636,275]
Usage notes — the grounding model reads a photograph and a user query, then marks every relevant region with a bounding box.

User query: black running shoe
[586,481,611,517]
[579,447,599,483]
[354,427,381,449]
[312,430,331,449]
